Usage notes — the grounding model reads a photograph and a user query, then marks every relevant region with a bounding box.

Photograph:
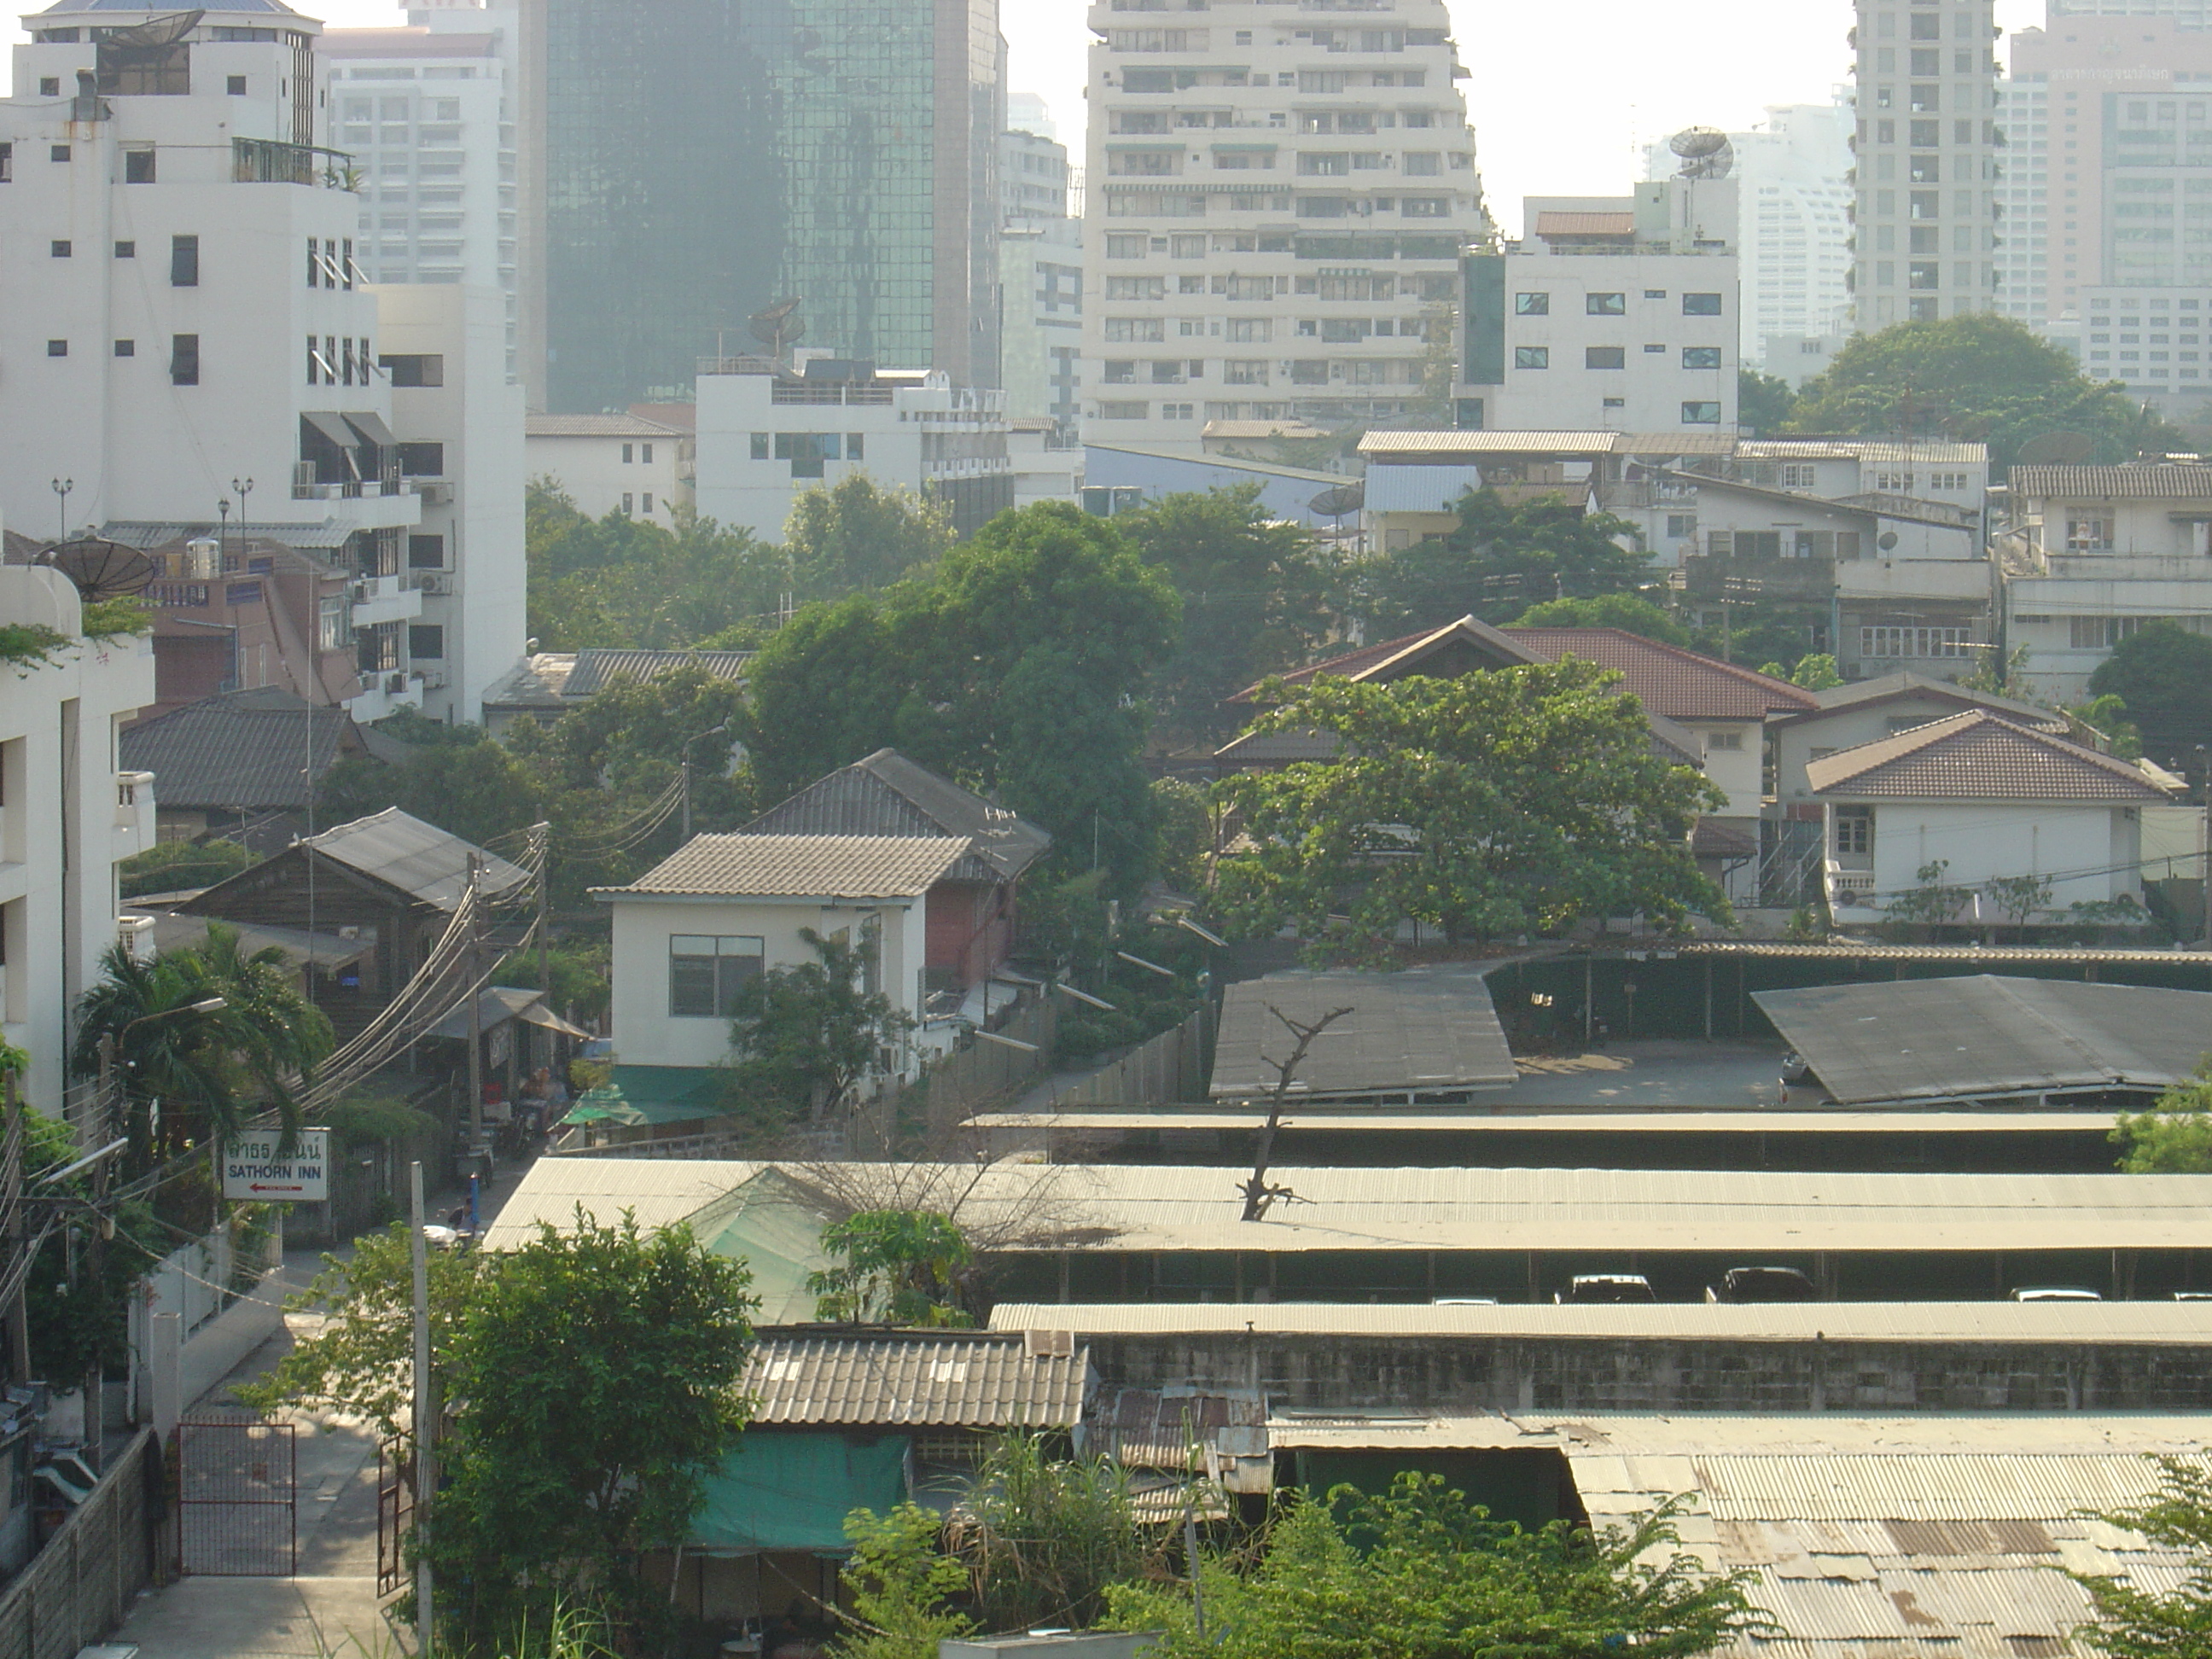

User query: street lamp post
[230,477,253,556]
[49,478,71,543]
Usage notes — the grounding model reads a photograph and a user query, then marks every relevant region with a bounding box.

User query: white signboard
[222,1129,331,1202]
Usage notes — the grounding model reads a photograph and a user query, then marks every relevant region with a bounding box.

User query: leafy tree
[1883,859,1970,928]
[17,1103,169,1382]
[1788,653,1843,690]
[1150,776,1216,894]
[2068,1452,2212,1656]
[808,1209,975,1325]
[1782,312,2186,471]
[117,836,253,899]
[2070,693,2145,761]
[1359,490,1653,634]
[726,928,917,1123]
[245,1210,757,1650]
[1215,663,1729,959]
[496,934,613,1030]
[1738,368,1799,438]
[321,725,548,854]
[1105,1473,1771,1659]
[834,1504,976,1659]
[1984,871,2055,925]
[961,1433,1151,1632]
[2111,1058,2212,1173]
[786,474,956,600]
[1113,486,1337,739]
[1513,592,1690,646]
[1960,643,2036,700]
[2088,621,2212,757]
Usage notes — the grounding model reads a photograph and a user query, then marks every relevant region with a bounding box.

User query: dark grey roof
[119,689,356,812]
[1783,672,2067,733]
[1209,969,1518,1101]
[300,807,529,909]
[561,649,752,701]
[742,749,1051,883]
[740,1330,1090,1428]
[1753,975,2212,1106]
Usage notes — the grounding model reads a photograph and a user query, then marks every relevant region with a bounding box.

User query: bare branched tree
[1238,1004,1353,1221]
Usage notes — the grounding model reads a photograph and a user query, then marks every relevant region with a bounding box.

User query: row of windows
[49,234,198,284]
[306,335,375,387]
[306,236,360,290]
[1516,291,1726,316]
[43,335,197,383]
[748,431,867,478]
[1104,358,1426,386]
[1516,346,1726,370]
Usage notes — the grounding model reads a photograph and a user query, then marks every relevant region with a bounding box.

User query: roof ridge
[1808,707,2169,796]
[1510,626,1822,707]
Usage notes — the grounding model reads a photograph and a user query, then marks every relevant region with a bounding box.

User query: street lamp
[49,478,71,543]
[230,477,253,547]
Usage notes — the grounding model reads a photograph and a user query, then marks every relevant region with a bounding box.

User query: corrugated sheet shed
[1091,1386,1271,1493]
[742,748,1051,883]
[299,807,530,908]
[1754,975,2212,1105]
[742,1331,1089,1428]
[1209,969,1518,1101]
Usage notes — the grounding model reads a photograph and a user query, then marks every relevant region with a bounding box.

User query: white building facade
[2077,285,2212,420]
[524,414,694,524]
[1851,0,2002,326]
[1722,103,1854,367]
[1082,0,1487,452]
[0,568,157,1115]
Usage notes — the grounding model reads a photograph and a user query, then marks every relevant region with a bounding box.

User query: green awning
[557,1067,730,1130]
[690,1433,911,1554]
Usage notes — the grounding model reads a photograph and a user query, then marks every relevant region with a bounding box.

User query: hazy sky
[9,0,2048,236]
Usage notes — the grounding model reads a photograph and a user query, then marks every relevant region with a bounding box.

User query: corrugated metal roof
[1677,940,2205,964]
[99,520,358,551]
[990,1301,2212,1342]
[1208,969,1517,1098]
[742,749,1050,883]
[480,652,578,710]
[968,1108,2117,1135]
[119,688,356,811]
[1356,430,1621,457]
[299,807,530,909]
[1244,615,1538,696]
[2009,463,2212,500]
[1509,627,1824,719]
[1755,975,2212,1105]
[480,1158,763,1249]
[740,1332,1088,1428]
[561,649,750,701]
[1807,710,2174,801]
[1680,1453,2176,1523]
[597,833,969,901]
[1738,439,1989,466]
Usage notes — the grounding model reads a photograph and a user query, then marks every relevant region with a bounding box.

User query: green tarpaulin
[556,1067,729,1131]
[690,1432,910,1554]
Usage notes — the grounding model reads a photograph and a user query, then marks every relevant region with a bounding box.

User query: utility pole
[678,759,690,843]
[532,822,551,993]
[3,1072,26,1385]
[465,853,486,1180]
[407,1161,434,1656]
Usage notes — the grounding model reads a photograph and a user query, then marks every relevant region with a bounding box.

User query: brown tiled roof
[1237,615,1537,699]
[1536,211,1634,236]
[2007,464,2212,501]
[1506,628,1823,720]
[596,834,970,900]
[741,1330,1089,1428]
[1806,710,2175,801]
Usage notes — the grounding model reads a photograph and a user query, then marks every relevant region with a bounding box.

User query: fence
[1044,1010,1210,1109]
[918,996,1059,1144]
[0,1429,156,1659]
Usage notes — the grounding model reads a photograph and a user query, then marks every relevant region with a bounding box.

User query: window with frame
[1514,346,1550,370]
[1681,399,1722,424]
[171,234,197,287]
[2064,517,2114,550]
[407,533,445,569]
[408,624,445,660]
[170,334,198,386]
[1860,625,1970,658]
[1514,292,1548,315]
[1586,291,1626,315]
[381,353,443,387]
[668,935,764,1017]
[1682,346,1723,369]
[124,147,155,183]
[1682,293,1724,315]
[1835,808,1872,856]
[1586,346,1625,369]
[1779,463,1818,488]
[317,594,352,650]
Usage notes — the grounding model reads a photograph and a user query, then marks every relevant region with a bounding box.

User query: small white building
[0,567,158,1115]
[1810,709,2175,918]
[693,357,1018,542]
[1994,462,2212,706]
[523,413,694,525]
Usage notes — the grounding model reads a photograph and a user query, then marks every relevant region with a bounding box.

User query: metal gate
[176,1417,297,1576]
[375,1438,413,1598]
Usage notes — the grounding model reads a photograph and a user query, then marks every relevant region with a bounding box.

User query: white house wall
[1842,800,2141,914]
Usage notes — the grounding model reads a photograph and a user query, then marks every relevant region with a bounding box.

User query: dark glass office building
[521,0,1003,412]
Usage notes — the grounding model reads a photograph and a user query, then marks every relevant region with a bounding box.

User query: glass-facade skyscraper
[519,0,1003,413]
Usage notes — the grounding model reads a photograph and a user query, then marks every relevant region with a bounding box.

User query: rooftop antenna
[32,536,157,602]
[1670,128,1735,180]
[748,299,805,374]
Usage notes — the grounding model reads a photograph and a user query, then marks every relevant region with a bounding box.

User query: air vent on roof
[1025,1329,1074,1359]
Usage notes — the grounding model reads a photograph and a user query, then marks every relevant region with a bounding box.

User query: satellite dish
[1309,482,1365,520]
[1670,127,1735,180]
[1876,531,1901,552]
[748,299,806,365]
[33,537,159,602]
[2015,431,2098,466]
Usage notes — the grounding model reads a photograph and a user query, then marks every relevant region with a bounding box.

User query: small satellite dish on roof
[1670,127,1735,180]
[1309,482,1365,521]
[748,298,806,367]
[1876,531,1900,552]
[33,536,159,602]
[2015,431,2098,466]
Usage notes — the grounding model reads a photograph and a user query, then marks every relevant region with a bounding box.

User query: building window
[1860,625,1970,658]
[1515,292,1548,315]
[1586,292,1626,315]
[1514,346,1550,370]
[397,442,444,476]
[408,624,445,660]
[621,492,633,514]
[1585,346,1626,370]
[227,73,246,95]
[641,442,654,463]
[668,934,764,1018]
[1707,731,1745,751]
[171,234,198,287]
[50,145,69,162]
[407,533,445,568]
[114,240,133,258]
[381,353,443,387]
[2064,517,2114,551]
[1682,293,1724,315]
[1779,463,1817,488]
[170,334,199,386]
[1835,808,1871,856]
[620,443,633,463]
[114,339,134,358]
[1681,400,1722,424]
[642,493,654,514]
[1682,346,1723,369]
[46,340,67,358]
[750,433,769,460]
[1666,514,1697,538]
[124,148,155,183]
[317,594,352,650]
[0,143,10,182]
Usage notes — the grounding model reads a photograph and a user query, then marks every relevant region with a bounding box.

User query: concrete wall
[1842,800,2140,912]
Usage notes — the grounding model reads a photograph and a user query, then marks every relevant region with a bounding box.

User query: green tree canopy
[808,1209,975,1326]
[1782,312,2183,471]
[1512,591,1691,645]
[1105,1473,1770,1659]
[785,474,955,600]
[1215,662,1729,958]
[2112,1058,2212,1173]
[2087,621,2212,758]
[321,724,549,854]
[725,928,917,1127]
[1359,490,1653,634]
[1111,486,1337,739]
[2069,1452,2212,1656]
[1738,367,1800,438]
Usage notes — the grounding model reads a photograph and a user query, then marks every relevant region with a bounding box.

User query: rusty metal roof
[741,1331,1089,1428]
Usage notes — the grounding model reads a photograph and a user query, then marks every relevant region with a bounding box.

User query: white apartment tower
[1851,0,2003,327]
[1702,104,1855,365]
[1083,0,1487,450]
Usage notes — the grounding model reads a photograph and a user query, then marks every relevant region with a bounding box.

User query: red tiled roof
[1536,211,1634,237]
[1806,710,2175,801]
[1504,629,1822,721]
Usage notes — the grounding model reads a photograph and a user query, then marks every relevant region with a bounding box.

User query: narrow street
[109,1161,533,1659]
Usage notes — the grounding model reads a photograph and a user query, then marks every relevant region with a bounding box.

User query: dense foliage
[526,481,790,651]
[785,474,955,600]
[117,836,254,899]
[2112,1059,2212,1173]
[808,1208,975,1326]
[1357,489,1653,634]
[2069,1453,2212,1656]
[1216,663,1729,958]
[725,928,916,1127]
[1512,592,1691,645]
[2087,621,2212,761]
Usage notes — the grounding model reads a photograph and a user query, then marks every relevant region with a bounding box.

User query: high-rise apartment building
[321,4,519,378]
[1850,0,2003,327]
[1082,0,1487,451]
[518,0,1004,415]
[1000,121,1082,434]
